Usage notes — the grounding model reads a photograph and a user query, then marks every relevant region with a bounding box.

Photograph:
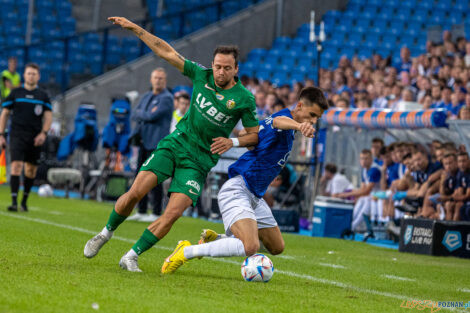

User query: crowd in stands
[320,137,470,240]
[239,31,470,121]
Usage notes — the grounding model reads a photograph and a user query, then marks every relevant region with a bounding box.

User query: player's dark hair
[379,146,387,156]
[213,45,240,67]
[372,137,384,146]
[324,163,337,174]
[361,149,372,155]
[457,152,469,158]
[443,153,457,160]
[299,87,328,110]
[175,92,190,100]
[25,62,40,72]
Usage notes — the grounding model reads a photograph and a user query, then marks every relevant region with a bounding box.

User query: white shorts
[218,175,278,236]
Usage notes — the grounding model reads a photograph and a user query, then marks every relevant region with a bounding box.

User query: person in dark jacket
[128,68,173,222]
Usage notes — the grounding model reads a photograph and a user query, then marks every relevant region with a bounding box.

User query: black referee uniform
[2,85,51,164]
[2,85,51,211]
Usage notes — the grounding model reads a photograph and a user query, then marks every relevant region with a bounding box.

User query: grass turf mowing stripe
[1,211,466,313]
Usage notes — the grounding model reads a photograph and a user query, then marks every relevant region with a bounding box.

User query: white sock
[100,226,113,240]
[124,249,138,258]
[184,238,246,259]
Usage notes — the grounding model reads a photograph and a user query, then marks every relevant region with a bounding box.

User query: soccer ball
[241,253,274,282]
[38,184,54,197]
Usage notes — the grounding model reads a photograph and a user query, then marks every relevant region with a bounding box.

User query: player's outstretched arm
[210,126,259,155]
[108,16,185,72]
[272,116,315,138]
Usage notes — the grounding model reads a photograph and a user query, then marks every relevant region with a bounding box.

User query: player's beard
[215,76,230,88]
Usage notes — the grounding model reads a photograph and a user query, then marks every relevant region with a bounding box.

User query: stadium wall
[56,0,346,131]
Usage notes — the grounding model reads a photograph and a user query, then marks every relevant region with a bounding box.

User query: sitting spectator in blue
[432,86,452,109]
[448,92,464,119]
[421,153,459,220]
[459,106,470,120]
[400,150,443,216]
[334,149,381,241]
[371,138,384,166]
[455,153,470,221]
[333,71,351,96]
[395,46,412,73]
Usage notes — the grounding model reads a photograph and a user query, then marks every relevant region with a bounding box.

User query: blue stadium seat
[449,12,463,25]
[358,48,372,59]
[455,0,468,12]
[272,73,287,87]
[348,33,363,47]
[281,56,296,68]
[381,34,397,50]
[122,45,140,62]
[290,73,305,84]
[255,70,271,81]
[272,37,291,50]
[106,45,122,66]
[56,1,73,16]
[275,63,290,73]
[338,47,355,59]
[346,2,362,15]
[407,21,424,33]
[389,20,404,35]
[355,18,371,29]
[362,5,378,16]
[68,53,85,74]
[260,62,275,72]
[264,55,280,66]
[375,48,391,58]
[7,35,25,47]
[371,19,388,31]
[87,54,103,76]
[399,34,416,47]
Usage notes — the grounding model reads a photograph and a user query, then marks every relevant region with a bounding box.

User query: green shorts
[139,130,218,206]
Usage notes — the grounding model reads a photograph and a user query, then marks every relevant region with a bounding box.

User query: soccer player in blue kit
[161,87,328,273]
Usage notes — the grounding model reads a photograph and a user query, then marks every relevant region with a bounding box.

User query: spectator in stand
[371,138,384,165]
[433,86,452,109]
[335,97,349,109]
[170,92,190,132]
[272,100,285,114]
[422,94,433,109]
[287,91,298,110]
[356,98,371,109]
[455,152,470,221]
[395,46,412,73]
[334,150,381,241]
[321,163,353,197]
[459,106,470,120]
[1,57,21,100]
[333,71,351,95]
[448,92,464,119]
[464,42,470,67]
[265,92,278,116]
[431,84,442,105]
[255,90,267,118]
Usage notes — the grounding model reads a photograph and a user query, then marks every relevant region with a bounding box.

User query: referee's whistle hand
[33,133,46,146]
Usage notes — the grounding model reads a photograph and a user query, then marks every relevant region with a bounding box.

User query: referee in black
[0,63,52,212]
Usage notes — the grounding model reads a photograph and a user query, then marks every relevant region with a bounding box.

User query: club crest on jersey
[34,104,43,116]
[226,99,236,109]
[216,93,224,101]
[186,180,201,192]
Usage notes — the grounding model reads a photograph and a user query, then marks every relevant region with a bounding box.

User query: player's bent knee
[269,241,285,255]
[243,241,260,256]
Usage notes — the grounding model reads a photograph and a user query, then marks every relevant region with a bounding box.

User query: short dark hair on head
[457,152,469,158]
[443,153,457,160]
[324,163,337,174]
[25,62,40,72]
[213,45,240,67]
[372,137,384,146]
[175,92,190,100]
[299,87,328,110]
[361,149,372,155]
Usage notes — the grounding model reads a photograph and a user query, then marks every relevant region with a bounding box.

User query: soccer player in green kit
[83,16,259,272]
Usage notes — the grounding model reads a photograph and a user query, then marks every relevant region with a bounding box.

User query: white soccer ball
[241,253,274,282]
[38,184,53,197]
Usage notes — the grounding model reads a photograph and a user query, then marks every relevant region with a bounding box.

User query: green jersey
[1,70,21,99]
[176,59,258,152]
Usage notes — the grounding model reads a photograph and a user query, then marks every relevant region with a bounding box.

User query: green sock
[132,229,159,255]
[105,208,127,231]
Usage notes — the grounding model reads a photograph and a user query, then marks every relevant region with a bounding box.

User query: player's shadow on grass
[162,270,241,282]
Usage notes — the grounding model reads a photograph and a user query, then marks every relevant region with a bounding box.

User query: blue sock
[363,214,372,233]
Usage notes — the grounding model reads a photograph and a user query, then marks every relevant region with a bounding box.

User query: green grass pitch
[0,186,469,313]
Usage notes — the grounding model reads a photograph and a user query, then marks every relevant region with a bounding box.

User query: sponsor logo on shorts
[186,180,201,192]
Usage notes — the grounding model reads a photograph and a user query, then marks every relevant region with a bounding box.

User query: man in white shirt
[322,163,353,196]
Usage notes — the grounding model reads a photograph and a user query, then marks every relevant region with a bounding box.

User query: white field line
[382,274,416,282]
[458,288,470,293]
[275,255,296,260]
[318,263,346,269]
[0,212,466,313]
[29,207,63,215]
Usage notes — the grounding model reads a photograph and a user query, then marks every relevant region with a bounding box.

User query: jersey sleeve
[42,92,52,111]
[368,167,381,183]
[2,89,15,109]
[240,94,259,128]
[183,59,206,81]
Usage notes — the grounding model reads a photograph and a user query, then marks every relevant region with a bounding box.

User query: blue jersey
[228,109,295,198]
[386,162,400,186]
[361,164,381,191]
